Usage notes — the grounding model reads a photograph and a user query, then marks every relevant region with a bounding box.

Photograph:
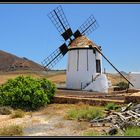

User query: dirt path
[1,104,99,136]
[22,104,92,136]
[22,105,89,136]
[23,114,81,136]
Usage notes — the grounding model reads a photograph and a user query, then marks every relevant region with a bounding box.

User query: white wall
[83,74,108,93]
[129,72,140,89]
[66,48,103,90]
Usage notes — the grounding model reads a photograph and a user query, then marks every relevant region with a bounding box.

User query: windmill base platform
[53,88,125,106]
[56,73,109,93]
[53,88,140,105]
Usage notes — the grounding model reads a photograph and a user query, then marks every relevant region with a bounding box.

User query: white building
[66,36,108,93]
[129,72,140,90]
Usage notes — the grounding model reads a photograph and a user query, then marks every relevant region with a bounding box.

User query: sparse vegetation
[0,71,138,136]
[0,125,23,136]
[65,104,104,121]
[0,106,12,115]
[10,109,25,118]
[41,104,74,116]
[114,81,129,90]
[0,76,56,111]
[82,130,100,136]
[108,126,140,136]
[124,126,140,136]
[105,102,119,111]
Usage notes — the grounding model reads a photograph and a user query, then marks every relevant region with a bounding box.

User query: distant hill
[0,50,45,71]
[120,71,128,75]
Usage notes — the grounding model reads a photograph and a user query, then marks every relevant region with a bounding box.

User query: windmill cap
[69,35,101,50]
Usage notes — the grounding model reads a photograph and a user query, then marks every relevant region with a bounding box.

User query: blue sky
[0,4,140,73]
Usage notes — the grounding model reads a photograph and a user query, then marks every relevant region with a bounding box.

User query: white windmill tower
[41,6,134,93]
[66,36,108,93]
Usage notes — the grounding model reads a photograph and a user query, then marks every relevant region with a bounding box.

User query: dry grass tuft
[0,106,13,115]
[40,104,75,116]
[10,109,25,119]
[0,125,23,136]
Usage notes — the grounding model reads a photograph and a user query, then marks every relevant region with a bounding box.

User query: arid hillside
[0,50,45,72]
[106,73,128,85]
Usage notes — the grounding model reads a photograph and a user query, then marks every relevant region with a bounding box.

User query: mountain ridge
[0,50,45,71]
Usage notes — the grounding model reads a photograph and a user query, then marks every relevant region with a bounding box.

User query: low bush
[0,76,56,111]
[65,105,104,121]
[124,126,140,136]
[0,125,23,136]
[114,81,129,90]
[0,106,12,115]
[10,109,25,118]
[105,102,119,111]
[111,126,140,136]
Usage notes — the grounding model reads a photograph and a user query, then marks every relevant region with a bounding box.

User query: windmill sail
[43,6,99,71]
[74,15,99,38]
[48,5,73,41]
[41,43,68,70]
[93,46,134,87]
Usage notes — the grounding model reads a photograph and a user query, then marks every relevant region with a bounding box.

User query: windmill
[41,5,133,93]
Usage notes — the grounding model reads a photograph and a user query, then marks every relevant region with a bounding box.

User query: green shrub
[105,102,119,111]
[115,81,129,90]
[108,126,140,136]
[0,125,23,136]
[124,126,140,136]
[66,106,104,121]
[0,76,56,111]
[11,109,25,118]
[0,106,12,115]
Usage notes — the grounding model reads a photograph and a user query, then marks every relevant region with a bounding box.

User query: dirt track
[0,104,108,136]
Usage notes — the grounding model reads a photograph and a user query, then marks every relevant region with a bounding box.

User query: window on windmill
[96,59,101,73]
[93,49,96,54]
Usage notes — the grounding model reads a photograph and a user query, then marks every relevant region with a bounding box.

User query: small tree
[0,76,56,111]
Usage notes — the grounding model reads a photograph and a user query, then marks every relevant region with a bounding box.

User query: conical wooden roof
[69,35,96,49]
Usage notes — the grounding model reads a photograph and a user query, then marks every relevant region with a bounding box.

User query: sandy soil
[0,70,125,86]
[47,74,66,84]
[0,71,43,85]
[0,71,66,85]
[0,104,109,136]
